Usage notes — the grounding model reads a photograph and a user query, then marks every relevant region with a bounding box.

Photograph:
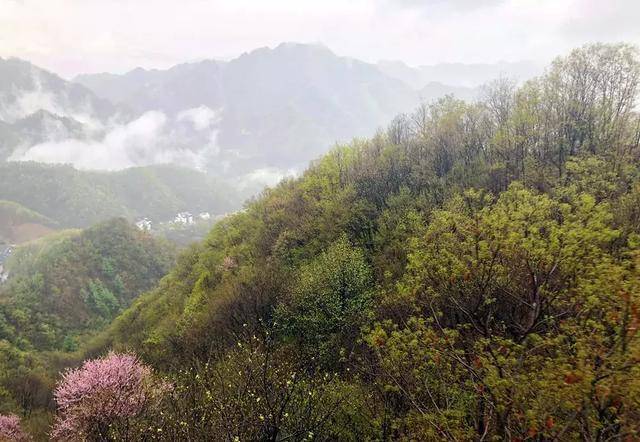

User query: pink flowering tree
[51,352,165,441]
[0,414,30,441]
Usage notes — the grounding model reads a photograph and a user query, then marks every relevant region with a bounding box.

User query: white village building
[135,218,153,231]
[174,212,195,226]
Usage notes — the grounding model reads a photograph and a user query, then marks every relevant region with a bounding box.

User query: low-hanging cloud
[0,63,107,134]
[7,101,296,194]
[237,166,299,194]
[177,105,220,131]
[9,107,223,170]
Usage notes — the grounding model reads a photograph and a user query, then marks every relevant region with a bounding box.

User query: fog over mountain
[0,57,122,125]
[1,0,639,439]
[72,42,425,183]
[0,42,541,194]
[377,59,542,89]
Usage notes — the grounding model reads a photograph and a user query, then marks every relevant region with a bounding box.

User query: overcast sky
[1,0,639,78]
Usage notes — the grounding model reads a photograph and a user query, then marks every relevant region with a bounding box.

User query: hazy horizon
[0,42,543,80]
[2,0,639,78]
[6,49,548,81]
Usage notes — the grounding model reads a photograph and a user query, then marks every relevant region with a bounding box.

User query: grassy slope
[0,200,58,244]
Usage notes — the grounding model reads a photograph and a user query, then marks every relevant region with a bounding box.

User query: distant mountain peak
[274,41,334,53]
[0,56,122,125]
[4,43,499,184]
[239,42,337,61]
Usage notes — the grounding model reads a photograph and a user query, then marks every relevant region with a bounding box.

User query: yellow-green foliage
[49,43,640,440]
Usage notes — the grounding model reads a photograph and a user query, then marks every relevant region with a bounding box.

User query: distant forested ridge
[0,218,175,434]
[0,218,175,352]
[0,162,237,229]
[3,43,640,440]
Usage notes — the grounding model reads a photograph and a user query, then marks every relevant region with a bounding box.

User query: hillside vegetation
[0,218,175,353]
[67,43,640,440]
[1,43,640,441]
[0,219,177,440]
[0,218,176,436]
[0,201,57,244]
[0,163,237,229]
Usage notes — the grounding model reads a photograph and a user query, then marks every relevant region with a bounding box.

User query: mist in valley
[1,1,640,440]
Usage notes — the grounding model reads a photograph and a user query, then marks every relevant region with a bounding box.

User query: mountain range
[0,41,637,441]
[0,42,542,244]
[1,43,539,193]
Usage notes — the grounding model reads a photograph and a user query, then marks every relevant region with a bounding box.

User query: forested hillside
[1,218,175,351]
[62,43,639,440]
[0,218,175,435]
[2,43,640,441]
[0,163,237,229]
